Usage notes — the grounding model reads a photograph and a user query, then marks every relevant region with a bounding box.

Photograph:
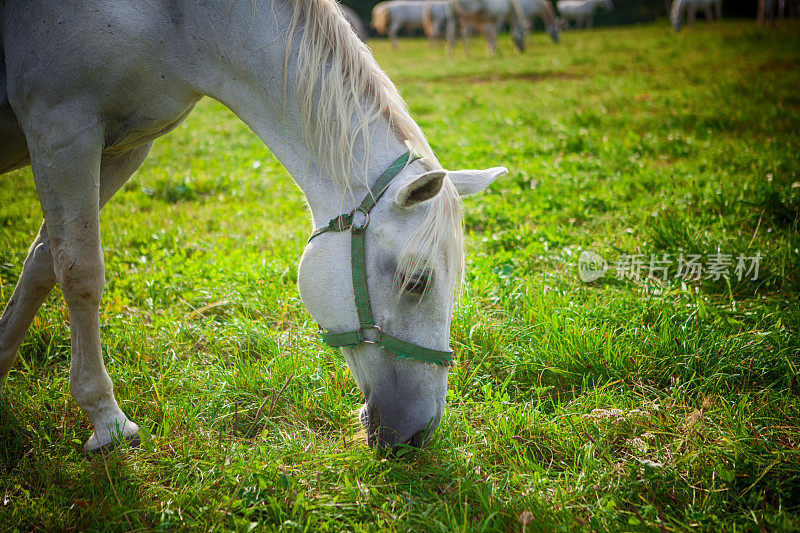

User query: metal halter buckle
[361,325,382,344]
[333,213,352,231]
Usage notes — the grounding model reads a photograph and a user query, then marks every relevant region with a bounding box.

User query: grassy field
[1,20,799,532]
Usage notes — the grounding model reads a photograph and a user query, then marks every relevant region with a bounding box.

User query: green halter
[308,152,455,366]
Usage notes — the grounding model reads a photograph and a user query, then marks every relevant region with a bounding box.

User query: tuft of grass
[1,21,799,531]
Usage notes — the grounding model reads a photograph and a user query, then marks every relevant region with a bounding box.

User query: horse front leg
[22,120,141,452]
[510,21,526,52]
[0,143,153,393]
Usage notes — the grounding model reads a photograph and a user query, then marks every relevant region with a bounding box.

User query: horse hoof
[84,432,141,453]
[83,421,140,453]
[85,434,141,454]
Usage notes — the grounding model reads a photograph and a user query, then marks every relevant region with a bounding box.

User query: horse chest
[0,66,30,175]
[102,99,199,156]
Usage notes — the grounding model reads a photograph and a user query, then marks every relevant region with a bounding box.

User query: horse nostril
[386,429,427,458]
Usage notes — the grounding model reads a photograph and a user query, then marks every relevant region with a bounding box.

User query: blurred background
[343,0,782,30]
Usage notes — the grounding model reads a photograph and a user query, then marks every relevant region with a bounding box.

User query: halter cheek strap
[308,152,455,366]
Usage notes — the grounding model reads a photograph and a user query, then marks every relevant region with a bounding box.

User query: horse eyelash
[403,271,431,296]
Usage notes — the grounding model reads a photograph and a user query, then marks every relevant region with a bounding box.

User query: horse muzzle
[359,400,443,456]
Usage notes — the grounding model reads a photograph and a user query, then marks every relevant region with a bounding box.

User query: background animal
[517,0,561,42]
[556,0,614,28]
[450,0,530,54]
[372,0,430,48]
[670,0,722,30]
[422,0,456,45]
[758,0,786,26]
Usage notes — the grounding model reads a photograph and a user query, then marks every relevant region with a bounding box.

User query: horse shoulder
[4,2,199,158]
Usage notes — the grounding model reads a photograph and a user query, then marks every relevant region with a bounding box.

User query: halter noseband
[307,152,455,366]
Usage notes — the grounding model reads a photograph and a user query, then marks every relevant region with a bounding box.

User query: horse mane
[287,0,464,294]
[287,0,436,188]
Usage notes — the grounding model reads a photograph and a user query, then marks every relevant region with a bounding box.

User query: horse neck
[179,0,411,227]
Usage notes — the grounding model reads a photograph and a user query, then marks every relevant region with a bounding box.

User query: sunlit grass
[1,21,799,531]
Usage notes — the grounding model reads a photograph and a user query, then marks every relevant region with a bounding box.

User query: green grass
[2,20,799,531]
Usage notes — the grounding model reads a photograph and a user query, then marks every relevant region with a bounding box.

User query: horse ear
[396,169,447,208]
[447,167,507,197]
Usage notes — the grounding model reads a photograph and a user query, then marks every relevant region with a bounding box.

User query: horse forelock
[395,179,464,300]
[288,0,463,298]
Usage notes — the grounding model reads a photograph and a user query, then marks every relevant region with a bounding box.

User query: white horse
[518,0,561,43]
[758,0,785,27]
[372,0,430,49]
[422,1,457,45]
[0,0,505,454]
[450,0,530,54]
[556,0,613,29]
[670,0,722,30]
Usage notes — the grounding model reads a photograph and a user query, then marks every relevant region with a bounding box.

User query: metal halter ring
[361,325,382,344]
[351,207,370,232]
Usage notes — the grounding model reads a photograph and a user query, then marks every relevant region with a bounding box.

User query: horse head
[548,26,561,42]
[298,162,505,454]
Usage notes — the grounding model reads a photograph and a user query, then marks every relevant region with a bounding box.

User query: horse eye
[404,272,430,295]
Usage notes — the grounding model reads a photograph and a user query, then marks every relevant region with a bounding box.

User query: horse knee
[52,246,105,309]
[23,240,57,296]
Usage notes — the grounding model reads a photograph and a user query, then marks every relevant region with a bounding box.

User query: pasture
[1,20,799,531]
